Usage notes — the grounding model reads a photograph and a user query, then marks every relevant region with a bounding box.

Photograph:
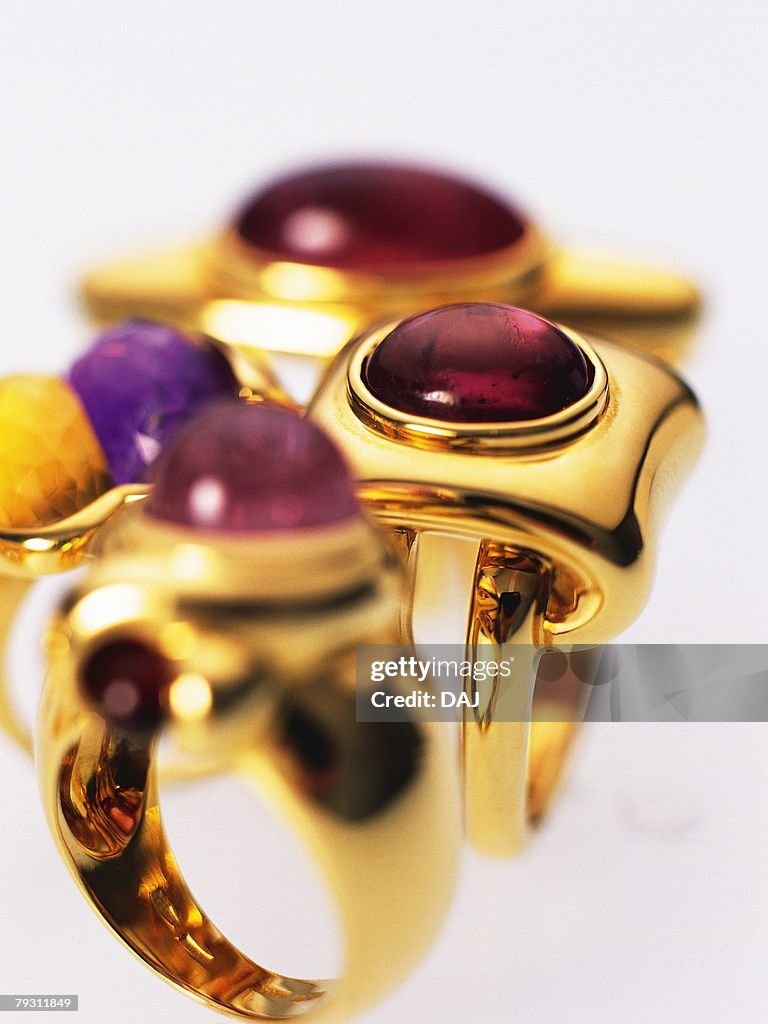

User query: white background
[1,3,767,1023]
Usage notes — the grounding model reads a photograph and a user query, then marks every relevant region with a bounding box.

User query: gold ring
[36,400,461,1021]
[309,301,705,856]
[0,320,284,761]
[81,159,700,364]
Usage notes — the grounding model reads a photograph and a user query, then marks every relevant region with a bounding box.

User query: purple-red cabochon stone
[146,401,360,533]
[364,303,592,423]
[69,320,238,484]
[234,161,527,270]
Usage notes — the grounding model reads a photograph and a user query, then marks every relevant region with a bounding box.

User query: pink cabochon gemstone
[363,303,592,423]
[146,401,360,532]
[233,162,527,270]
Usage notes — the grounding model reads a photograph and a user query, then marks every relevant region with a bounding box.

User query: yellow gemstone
[0,375,112,529]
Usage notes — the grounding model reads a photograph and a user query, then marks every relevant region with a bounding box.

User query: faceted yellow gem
[0,375,112,529]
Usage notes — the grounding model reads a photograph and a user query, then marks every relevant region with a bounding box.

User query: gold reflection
[169,673,213,722]
[202,300,359,357]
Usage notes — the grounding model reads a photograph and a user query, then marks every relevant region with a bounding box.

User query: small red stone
[363,303,592,423]
[146,401,359,532]
[81,639,172,730]
[233,161,527,270]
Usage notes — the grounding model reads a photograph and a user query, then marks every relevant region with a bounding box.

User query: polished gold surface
[0,488,148,756]
[81,222,700,362]
[310,324,704,637]
[37,505,461,1022]
[533,247,701,363]
[0,576,33,754]
[463,544,587,855]
[309,320,704,855]
[463,548,548,857]
[213,225,546,307]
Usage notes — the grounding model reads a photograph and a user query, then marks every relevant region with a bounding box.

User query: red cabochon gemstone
[81,639,172,731]
[146,401,360,532]
[363,303,592,423]
[233,162,527,270]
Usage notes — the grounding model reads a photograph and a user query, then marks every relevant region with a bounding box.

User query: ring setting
[38,400,462,1022]
[81,159,701,363]
[309,299,704,855]
[345,303,609,453]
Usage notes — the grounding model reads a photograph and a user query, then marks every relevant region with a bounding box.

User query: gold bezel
[210,221,549,306]
[345,319,609,454]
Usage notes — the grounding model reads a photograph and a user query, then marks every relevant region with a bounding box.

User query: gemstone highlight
[0,375,111,528]
[81,638,172,730]
[363,303,592,423]
[147,401,359,532]
[234,162,527,270]
[69,320,238,484]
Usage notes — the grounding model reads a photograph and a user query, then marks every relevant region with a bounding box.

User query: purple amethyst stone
[69,321,238,483]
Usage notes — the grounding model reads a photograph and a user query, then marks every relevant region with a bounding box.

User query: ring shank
[39,677,461,1023]
[463,540,586,857]
[61,755,329,1018]
[0,577,34,755]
